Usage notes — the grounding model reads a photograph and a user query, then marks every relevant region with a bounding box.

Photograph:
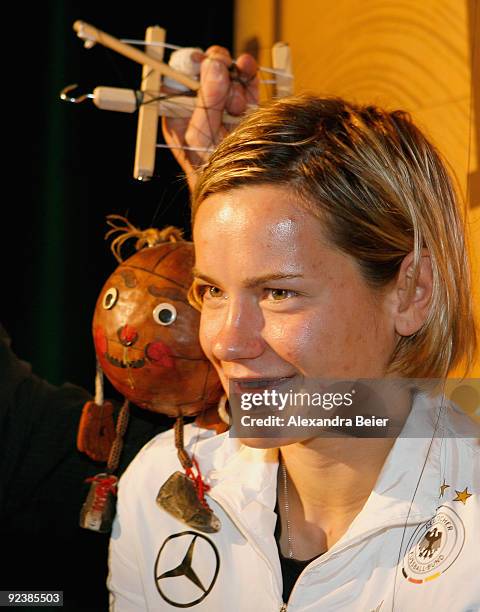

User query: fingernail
[192,51,206,63]
[202,58,225,82]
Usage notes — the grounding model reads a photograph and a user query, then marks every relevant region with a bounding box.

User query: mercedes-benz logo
[154,530,220,608]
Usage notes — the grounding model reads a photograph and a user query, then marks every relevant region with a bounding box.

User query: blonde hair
[191,94,476,378]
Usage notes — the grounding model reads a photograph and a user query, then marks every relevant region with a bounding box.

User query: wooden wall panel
[235,0,480,377]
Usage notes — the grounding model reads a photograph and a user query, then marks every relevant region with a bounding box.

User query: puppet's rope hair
[105,214,184,262]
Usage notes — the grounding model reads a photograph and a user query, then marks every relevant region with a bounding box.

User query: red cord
[185,457,211,509]
[85,475,118,512]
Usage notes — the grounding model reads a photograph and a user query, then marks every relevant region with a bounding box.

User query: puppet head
[92,216,222,417]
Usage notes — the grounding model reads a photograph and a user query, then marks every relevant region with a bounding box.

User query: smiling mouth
[105,352,145,369]
[230,376,294,393]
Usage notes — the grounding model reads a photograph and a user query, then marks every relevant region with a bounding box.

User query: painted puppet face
[93,242,222,417]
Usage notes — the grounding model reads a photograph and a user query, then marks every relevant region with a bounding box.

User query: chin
[238,437,298,449]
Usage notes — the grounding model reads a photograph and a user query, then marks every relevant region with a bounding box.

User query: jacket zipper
[208,491,285,610]
[209,491,334,612]
[209,492,328,612]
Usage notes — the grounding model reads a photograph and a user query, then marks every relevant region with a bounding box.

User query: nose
[117,324,138,347]
[211,301,265,362]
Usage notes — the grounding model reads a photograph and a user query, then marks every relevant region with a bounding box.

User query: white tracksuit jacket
[108,393,480,611]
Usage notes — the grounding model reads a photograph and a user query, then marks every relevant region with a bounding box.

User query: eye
[152,303,177,326]
[205,286,223,299]
[193,283,224,301]
[102,287,119,310]
[266,288,298,301]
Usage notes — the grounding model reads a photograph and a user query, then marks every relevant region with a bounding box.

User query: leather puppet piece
[77,216,227,534]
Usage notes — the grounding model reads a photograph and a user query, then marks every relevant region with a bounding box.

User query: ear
[393,250,433,337]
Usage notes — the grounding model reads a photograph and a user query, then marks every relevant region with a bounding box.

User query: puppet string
[120,38,293,79]
[156,143,215,152]
[120,39,183,50]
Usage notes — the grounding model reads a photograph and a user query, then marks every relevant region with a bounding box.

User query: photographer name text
[240,415,389,427]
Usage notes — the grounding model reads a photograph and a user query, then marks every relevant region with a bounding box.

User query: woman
[108,49,479,611]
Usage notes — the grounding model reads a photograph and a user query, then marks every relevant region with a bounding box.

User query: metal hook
[60,83,94,104]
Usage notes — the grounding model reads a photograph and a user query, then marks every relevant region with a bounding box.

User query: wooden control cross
[134,26,165,182]
[68,21,294,181]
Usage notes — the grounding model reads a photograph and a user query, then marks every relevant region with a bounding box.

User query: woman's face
[193,184,398,437]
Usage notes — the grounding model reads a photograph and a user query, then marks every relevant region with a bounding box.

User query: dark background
[1,3,234,610]
[4,0,234,395]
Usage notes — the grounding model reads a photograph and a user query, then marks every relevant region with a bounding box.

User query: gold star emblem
[453,487,472,505]
[439,480,450,497]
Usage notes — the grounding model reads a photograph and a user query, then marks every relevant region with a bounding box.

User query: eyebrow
[192,268,304,288]
[119,269,137,288]
[148,285,189,303]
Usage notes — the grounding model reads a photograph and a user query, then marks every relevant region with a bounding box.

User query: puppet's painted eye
[102,287,119,310]
[153,303,177,326]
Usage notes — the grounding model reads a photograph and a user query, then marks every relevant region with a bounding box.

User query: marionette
[60,22,292,535]
[77,216,227,534]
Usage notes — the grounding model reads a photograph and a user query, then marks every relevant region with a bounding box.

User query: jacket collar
[206,391,444,554]
[338,392,443,549]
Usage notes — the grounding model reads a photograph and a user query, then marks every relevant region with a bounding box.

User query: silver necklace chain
[281,457,295,559]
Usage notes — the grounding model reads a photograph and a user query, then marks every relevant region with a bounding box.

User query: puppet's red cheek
[93,326,107,355]
[145,341,175,369]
